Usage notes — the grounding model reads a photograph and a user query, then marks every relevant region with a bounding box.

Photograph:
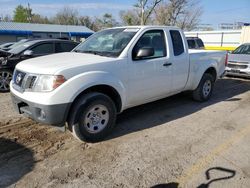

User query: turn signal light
[53,75,66,89]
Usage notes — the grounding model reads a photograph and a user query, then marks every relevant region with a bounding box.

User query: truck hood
[16,52,117,75]
[228,54,250,63]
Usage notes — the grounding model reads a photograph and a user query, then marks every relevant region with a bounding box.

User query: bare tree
[53,7,79,25]
[134,0,163,25]
[0,15,12,22]
[93,13,119,30]
[32,14,50,24]
[177,5,202,30]
[120,10,140,25]
[154,0,203,30]
[78,16,99,31]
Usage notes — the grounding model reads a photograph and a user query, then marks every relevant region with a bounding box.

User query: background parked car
[0,39,79,92]
[0,42,15,50]
[0,39,38,52]
[186,37,205,49]
[226,43,250,78]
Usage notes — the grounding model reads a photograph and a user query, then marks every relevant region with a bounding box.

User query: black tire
[192,73,215,102]
[0,69,13,92]
[68,92,117,142]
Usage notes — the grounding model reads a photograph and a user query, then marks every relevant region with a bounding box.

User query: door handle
[163,62,172,67]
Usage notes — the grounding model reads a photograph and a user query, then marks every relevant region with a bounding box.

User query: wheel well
[204,67,217,81]
[70,85,122,114]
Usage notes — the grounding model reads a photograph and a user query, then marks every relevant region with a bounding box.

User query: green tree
[13,5,29,23]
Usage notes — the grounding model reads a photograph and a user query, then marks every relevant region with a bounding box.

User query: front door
[127,29,173,106]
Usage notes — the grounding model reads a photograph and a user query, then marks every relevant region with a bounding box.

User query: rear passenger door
[169,30,189,92]
[55,42,78,53]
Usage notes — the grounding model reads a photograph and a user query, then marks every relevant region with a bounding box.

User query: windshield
[232,44,250,55]
[8,41,35,54]
[74,28,139,57]
[7,39,30,50]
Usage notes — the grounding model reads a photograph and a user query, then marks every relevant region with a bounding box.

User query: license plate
[230,69,240,73]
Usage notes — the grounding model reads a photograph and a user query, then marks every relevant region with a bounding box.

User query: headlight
[32,75,66,92]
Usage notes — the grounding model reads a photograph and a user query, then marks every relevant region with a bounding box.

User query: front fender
[52,71,127,109]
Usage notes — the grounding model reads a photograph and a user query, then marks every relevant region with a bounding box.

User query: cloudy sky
[0,0,250,28]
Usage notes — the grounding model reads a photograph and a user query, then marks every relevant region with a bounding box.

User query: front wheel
[68,92,117,142]
[0,69,13,92]
[192,73,215,102]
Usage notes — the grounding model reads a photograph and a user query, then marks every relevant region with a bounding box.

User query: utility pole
[27,3,32,23]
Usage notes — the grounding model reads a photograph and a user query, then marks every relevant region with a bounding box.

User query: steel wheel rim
[0,71,12,91]
[203,80,212,97]
[84,104,109,134]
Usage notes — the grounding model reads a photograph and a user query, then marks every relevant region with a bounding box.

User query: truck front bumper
[11,93,71,127]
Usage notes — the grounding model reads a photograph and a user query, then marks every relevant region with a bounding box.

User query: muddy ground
[0,77,250,188]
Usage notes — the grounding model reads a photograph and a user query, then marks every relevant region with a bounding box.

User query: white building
[185,26,250,51]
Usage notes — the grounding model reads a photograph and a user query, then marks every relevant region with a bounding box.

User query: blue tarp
[69,32,93,37]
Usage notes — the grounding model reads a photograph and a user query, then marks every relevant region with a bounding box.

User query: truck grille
[227,63,248,70]
[24,75,37,89]
[13,70,26,87]
[13,70,37,91]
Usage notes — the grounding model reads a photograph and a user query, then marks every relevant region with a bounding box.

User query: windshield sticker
[123,28,140,32]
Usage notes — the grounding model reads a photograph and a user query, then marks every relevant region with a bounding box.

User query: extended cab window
[170,30,184,56]
[132,30,166,60]
[31,43,54,55]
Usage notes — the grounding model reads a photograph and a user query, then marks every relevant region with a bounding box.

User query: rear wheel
[68,92,117,142]
[0,69,12,92]
[192,73,215,102]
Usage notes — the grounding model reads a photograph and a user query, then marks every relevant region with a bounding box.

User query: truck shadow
[107,78,250,140]
[0,138,35,188]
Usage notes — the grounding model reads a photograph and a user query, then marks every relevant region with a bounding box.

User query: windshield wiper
[82,51,106,57]
[76,50,116,57]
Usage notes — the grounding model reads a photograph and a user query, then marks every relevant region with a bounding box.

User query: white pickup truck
[10,26,227,142]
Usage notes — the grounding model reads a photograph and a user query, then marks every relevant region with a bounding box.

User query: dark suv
[0,39,79,92]
[186,37,205,49]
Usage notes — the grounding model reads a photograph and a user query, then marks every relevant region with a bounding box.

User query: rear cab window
[197,39,204,48]
[170,30,184,56]
[187,39,196,49]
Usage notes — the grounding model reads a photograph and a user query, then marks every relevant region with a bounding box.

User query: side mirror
[136,47,154,59]
[23,50,33,57]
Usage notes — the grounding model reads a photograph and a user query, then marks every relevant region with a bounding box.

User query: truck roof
[111,25,180,30]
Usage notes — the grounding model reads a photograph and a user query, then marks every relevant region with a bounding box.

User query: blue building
[0,22,94,43]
